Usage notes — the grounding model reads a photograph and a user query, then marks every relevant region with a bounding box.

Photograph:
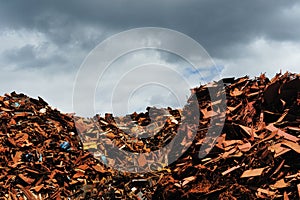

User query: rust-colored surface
[0,72,299,199]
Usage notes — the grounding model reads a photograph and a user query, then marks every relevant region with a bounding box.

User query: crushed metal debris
[0,72,299,199]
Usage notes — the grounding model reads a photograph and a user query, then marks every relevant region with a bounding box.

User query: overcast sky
[1,0,300,116]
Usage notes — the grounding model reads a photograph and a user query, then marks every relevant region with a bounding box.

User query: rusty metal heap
[0,72,300,199]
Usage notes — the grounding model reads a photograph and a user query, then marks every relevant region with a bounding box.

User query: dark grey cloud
[1,0,299,58]
[2,44,66,69]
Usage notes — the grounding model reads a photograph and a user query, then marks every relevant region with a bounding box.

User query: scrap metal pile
[0,92,119,199]
[0,72,299,199]
[152,72,300,199]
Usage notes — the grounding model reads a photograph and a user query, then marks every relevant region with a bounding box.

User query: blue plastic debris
[11,102,20,108]
[24,153,34,162]
[60,141,71,151]
[100,155,108,165]
[38,154,43,162]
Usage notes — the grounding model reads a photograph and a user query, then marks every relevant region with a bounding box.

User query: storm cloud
[0,0,300,115]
